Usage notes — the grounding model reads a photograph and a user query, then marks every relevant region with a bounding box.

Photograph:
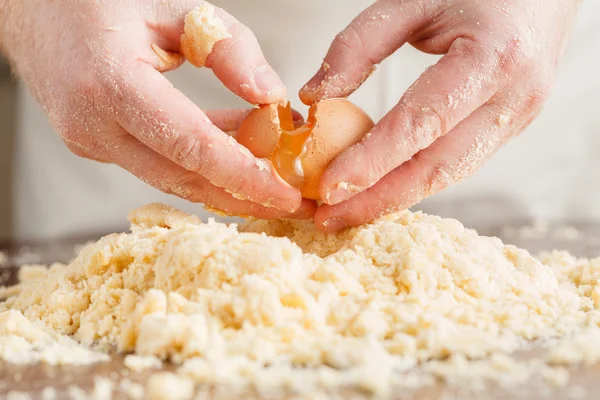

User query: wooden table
[2,222,600,399]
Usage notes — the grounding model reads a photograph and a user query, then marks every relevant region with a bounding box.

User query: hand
[0,0,316,220]
[300,0,580,232]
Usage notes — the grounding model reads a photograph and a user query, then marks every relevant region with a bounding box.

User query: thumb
[148,1,286,105]
[299,0,427,105]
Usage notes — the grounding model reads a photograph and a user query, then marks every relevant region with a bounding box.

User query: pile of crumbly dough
[2,203,600,398]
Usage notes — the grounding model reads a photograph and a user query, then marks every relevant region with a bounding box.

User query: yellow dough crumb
[17,264,48,282]
[124,354,163,372]
[0,310,107,365]
[147,372,194,400]
[2,203,600,397]
[180,4,231,68]
[151,43,184,71]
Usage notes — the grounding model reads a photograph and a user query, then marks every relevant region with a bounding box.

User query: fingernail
[324,182,359,205]
[324,189,346,205]
[289,201,317,220]
[323,218,348,233]
[299,69,326,105]
[299,85,316,105]
[254,65,286,98]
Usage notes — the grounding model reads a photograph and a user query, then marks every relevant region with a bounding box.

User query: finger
[113,62,302,213]
[320,38,504,205]
[204,108,305,133]
[204,109,251,132]
[146,1,286,104]
[150,43,186,72]
[109,132,316,220]
[314,98,522,232]
[299,0,430,105]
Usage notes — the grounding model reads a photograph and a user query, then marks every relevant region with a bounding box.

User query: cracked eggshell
[300,99,374,200]
[236,103,282,158]
[235,98,374,201]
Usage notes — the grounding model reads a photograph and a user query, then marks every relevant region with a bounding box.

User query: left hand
[300,0,580,232]
[0,0,315,220]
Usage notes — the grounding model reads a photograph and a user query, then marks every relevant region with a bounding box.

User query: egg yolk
[270,103,315,191]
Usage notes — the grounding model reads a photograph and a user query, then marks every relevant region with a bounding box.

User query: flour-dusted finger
[108,132,316,220]
[113,62,302,212]
[146,1,286,105]
[314,96,526,232]
[299,0,431,105]
[319,38,507,205]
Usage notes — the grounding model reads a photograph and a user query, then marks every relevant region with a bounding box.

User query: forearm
[0,0,7,54]
[0,0,19,60]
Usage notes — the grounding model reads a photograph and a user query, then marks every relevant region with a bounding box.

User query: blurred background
[0,55,15,243]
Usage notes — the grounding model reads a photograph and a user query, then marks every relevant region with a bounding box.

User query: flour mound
[0,204,595,395]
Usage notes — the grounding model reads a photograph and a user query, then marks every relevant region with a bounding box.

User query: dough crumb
[497,112,511,126]
[92,376,114,400]
[5,392,31,400]
[0,310,108,365]
[147,372,194,400]
[119,379,145,400]
[151,43,184,71]
[124,354,162,372]
[17,264,48,282]
[66,385,87,400]
[180,4,231,68]
[40,387,57,400]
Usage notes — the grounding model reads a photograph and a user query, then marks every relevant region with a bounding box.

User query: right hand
[0,0,315,220]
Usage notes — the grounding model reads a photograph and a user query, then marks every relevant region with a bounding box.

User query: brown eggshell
[299,99,374,200]
[236,103,282,158]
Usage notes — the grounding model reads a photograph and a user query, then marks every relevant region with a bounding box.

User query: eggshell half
[236,103,282,158]
[235,98,374,201]
[299,99,374,200]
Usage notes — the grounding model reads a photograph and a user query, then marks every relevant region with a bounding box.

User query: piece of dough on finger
[180,3,231,68]
[151,43,185,72]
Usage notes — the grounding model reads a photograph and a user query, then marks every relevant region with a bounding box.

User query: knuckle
[371,194,391,219]
[509,81,553,116]
[68,73,114,122]
[363,184,402,221]
[336,27,361,52]
[412,152,465,197]
[168,135,207,170]
[401,103,445,152]
[451,36,484,59]
[411,151,440,196]
[168,173,208,203]
[336,25,377,65]
[77,75,103,99]
[454,34,523,81]
[491,31,546,82]
[351,141,388,188]
[359,188,387,222]
[527,81,553,108]
[71,65,109,104]
[222,175,251,201]
[496,37,526,78]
